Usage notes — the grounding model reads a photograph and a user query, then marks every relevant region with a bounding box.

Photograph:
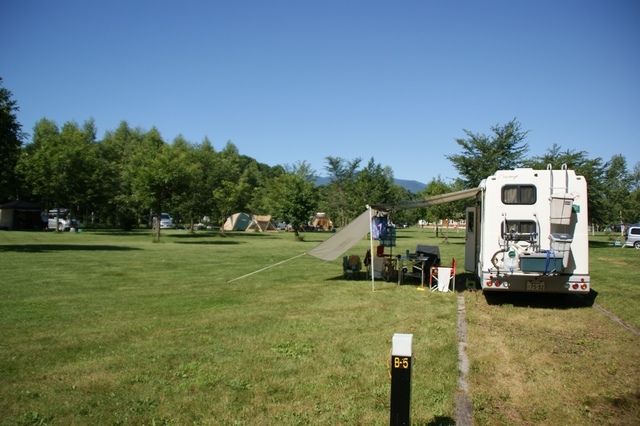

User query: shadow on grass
[83,230,152,237]
[325,273,366,282]
[0,244,142,253]
[422,416,456,426]
[173,240,242,245]
[394,234,414,240]
[165,232,219,239]
[188,233,276,239]
[589,240,625,248]
[483,289,598,309]
[170,231,281,239]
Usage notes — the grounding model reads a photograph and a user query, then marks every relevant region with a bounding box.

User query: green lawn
[0,227,638,425]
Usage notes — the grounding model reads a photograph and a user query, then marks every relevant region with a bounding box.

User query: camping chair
[367,246,397,281]
[430,258,456,292]
[343,255,362,279]
[411,252,439,286]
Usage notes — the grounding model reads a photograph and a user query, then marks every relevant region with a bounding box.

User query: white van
[624,224,640,249]
[48,209,79,231]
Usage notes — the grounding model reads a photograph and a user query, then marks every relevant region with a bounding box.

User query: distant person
[41,211,48,231]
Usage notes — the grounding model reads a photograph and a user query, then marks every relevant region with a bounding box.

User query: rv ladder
[549,163,569,197]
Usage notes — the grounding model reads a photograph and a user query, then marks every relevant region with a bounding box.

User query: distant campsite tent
[0,200,42,230]
[312,213,332,230]
[223,212,252,231]
[246,215,277,232]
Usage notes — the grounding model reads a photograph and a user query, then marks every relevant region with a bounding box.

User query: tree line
[2,79,639,238]
[14,117,410,240]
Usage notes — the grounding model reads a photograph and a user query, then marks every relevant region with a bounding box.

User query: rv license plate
[526,281,545,291]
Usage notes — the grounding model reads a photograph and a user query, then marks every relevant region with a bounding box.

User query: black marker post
[390,333,413,426]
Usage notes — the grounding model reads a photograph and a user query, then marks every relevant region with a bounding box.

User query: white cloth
[437,267,452,292]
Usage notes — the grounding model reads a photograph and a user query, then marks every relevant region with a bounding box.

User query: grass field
[0,227,639,425]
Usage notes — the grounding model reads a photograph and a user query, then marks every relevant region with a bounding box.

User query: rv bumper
[481,272,590,294]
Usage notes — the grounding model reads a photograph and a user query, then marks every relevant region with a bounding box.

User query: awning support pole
[368,206,375,292]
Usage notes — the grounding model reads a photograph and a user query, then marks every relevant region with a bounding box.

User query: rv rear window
[502,220,537,241]
[502,185,536,205]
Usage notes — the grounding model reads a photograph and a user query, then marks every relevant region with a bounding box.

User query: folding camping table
[397,245,441,286]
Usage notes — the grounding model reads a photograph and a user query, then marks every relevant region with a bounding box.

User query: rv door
[465,207,479,273]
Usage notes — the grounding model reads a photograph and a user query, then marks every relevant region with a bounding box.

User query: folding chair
[343,255,362,279]
[430,258,456,292]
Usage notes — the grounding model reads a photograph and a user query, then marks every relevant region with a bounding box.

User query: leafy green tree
[18,118,96,228]
[387,185,419,226]
[630,163,640,224]
[524,144,607,227]
[17,119,60,207]
[0,77,25,202]
[98,121,146,227]
[601,155,634,226]
[446,118,529,188]
[172,136,221,231]
[210,141,277,230]
[352,158,395,207]
[212,141,250,230]
[269,162,319,238]
[416,177,462,237]
[59,120,99,216]
[248,165,286,217]
[323,156,361,227]
[126,128,192,240]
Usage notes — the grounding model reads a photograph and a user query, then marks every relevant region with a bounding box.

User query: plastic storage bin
[520,252,564,273]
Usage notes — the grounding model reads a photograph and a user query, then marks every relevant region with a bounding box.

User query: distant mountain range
[315,177,426,193]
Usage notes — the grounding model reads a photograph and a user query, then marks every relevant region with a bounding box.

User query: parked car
[48,209,79,231]
[159,213,174,229]
[624,224,640,249]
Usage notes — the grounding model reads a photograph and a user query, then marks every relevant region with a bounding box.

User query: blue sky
[2,0,639,183]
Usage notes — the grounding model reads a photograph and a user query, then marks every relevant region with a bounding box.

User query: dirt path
[455,290,473,425]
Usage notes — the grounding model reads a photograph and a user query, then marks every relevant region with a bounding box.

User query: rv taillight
[486,281,493,287]
[581,283,588,290]
[572,283,579,290]
[580,278,585,283]
[495,281,501,287]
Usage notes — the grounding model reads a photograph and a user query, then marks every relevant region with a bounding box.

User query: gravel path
[455,290,473,426]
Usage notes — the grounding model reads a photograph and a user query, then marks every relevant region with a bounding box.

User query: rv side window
[502,220,537,241]
[502,185,536,205]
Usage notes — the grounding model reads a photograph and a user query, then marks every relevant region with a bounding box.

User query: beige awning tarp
[307,187,481,262]
[370,187,481,212]
[307,208,377,261]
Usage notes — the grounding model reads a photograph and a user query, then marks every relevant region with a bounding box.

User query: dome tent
[222,212,252,231]
[246,215,278,232]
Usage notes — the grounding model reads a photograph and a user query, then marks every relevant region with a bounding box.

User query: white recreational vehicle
[307,164,591,294]
[465,165,590,294]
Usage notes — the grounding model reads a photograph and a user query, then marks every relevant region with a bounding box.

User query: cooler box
[550,233,573,267]
[550,233,572,250]
[520,252,564,273]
